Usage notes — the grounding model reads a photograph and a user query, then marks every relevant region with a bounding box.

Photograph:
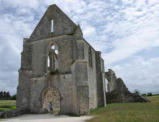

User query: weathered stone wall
[17,4,106,116]
[16,70,32,109]
[17,39,33,109]
[82,42,98,110]
[87,46,98,109]
[76,39,106,110]
[29,35,76,76]
[21,38,32,70]
[48,74,76,114]
[105,69,118,92]
[29,5,76,42]
[101,58,107,106]
[31,40,48,77]
[29,76,46,113]
[29,36,78,114]
[56,38,74,73]
[77,86,89,115]
[105,69,150,103]
[72,61,89,114]
[95,51,106,107]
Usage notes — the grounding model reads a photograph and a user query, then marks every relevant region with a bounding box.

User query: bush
[134,90,140,95]
[142,94,147,96]
[147,92,152,96]
[10,94,16,100]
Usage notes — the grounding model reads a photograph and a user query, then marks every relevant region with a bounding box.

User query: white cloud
[122,0,133,4]
[112,56,159,93]
[102,1,159,65]
[103,25,159,64]
[148,0,159,5]
[83,25,96,37]
[2,0,40,9]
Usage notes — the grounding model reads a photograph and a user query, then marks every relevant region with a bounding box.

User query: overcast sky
[0,0,159,95]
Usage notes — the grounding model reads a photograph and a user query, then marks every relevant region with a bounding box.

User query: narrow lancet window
[48,56,50,67]
[51,19,54,32]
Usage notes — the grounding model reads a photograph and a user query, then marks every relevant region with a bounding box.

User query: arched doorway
[42,87,60,113]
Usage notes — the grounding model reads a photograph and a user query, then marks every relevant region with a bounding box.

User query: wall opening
[42,88,60,114]
[48,43,59,74]
[51,19,54,32]
[48,56,50,67]
[51,45,55,50]
[55,50,58,54]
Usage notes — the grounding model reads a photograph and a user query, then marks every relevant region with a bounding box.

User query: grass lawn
[87,95,159,122]
[0,100,16,112]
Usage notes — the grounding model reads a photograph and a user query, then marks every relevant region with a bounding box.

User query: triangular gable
[29,4,77,41]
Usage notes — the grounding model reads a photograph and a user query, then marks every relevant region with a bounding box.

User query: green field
[0,100,16,112]
[87,95,159,122]
[0,96,159,122]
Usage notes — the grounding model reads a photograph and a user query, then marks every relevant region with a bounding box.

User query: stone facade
[17,4,106,115]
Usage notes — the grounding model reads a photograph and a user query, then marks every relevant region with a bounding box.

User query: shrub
[147,92,152,96]
[142,94,147,96]
[134,89,140,95]
[11,94,16,100]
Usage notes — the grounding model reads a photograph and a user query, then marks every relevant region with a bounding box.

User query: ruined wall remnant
[105,69,150,103]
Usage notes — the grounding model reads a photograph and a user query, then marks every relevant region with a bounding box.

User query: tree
[147,92,152,96]
[0,91,3,99]
[134,89,140,95]
[0,91,11,100]
[11,94,16,100]
[6,91,11,99]
[142,93,146,96]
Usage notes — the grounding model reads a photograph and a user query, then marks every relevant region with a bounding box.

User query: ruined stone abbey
[16,4,106,115]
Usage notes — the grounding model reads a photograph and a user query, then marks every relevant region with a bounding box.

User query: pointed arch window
[47,44,59,74]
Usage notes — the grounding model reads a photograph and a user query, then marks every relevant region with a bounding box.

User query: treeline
[142,93,159,96]
[133,90,156,97]
[0,91,16,100]
[142,92,153,96]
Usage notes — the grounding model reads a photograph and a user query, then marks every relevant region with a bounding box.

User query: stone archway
[42,87,60,113]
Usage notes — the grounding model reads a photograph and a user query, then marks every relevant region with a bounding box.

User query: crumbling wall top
[29,4,77,42]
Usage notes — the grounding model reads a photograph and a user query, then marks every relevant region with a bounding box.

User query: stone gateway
[16,4,106,115]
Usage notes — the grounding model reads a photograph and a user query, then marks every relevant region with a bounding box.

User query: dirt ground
[1,114,93,122]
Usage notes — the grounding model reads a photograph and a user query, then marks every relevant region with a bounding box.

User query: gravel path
[1,114,93,122]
